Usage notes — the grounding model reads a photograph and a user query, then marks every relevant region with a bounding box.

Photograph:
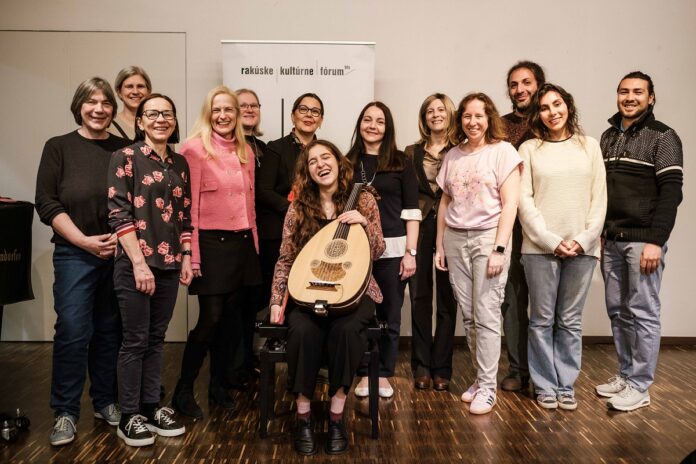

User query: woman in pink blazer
[172,86,260,418]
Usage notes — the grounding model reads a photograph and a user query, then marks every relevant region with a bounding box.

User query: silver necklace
[359,160,377,185]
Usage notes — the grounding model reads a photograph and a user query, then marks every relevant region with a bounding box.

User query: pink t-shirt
[436,141,522,230]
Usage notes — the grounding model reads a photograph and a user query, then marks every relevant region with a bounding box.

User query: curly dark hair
[528,83,584,141]
[290,139,355,250]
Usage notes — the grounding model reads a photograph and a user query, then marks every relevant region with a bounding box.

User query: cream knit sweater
[517,135,607,258]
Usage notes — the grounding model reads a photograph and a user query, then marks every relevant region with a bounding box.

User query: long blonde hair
[188,85,248,163]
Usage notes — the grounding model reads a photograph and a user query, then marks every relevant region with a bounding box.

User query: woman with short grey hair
[35,76,130,446]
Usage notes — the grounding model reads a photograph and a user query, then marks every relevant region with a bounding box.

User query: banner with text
[222,40,375,152]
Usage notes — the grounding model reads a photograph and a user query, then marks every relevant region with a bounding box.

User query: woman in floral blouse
[269,140,384,456]
[108,93,193,447]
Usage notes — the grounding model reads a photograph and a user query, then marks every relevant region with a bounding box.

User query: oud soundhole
[325,239,348,258]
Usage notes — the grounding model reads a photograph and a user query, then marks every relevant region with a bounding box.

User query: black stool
[256,318,385,439]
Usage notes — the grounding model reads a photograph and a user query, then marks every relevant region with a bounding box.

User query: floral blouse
[108,141,193,270]
[270,190,385,307]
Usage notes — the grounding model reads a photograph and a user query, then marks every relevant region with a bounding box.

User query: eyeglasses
[142,110,176,120]
[296,105,322,117]
[240,103,261,111]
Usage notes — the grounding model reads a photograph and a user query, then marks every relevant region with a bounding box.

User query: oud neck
[345,183,364,212]
[332,183,364,241]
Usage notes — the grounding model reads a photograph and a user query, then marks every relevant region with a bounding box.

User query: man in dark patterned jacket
[595,71,683,411]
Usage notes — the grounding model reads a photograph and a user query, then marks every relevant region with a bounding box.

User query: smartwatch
[494,245,506,254]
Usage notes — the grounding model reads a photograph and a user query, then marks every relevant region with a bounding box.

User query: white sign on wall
[222,40,375,152]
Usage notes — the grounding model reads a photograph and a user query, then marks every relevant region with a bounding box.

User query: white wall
[1,0,694,340]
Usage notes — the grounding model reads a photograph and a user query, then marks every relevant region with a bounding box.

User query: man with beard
[499,61,546,392]
[595,71,683,411]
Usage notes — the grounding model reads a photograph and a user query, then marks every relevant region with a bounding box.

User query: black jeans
[358,257,404,378]
[409,212,458,379]
[113,254,180,414]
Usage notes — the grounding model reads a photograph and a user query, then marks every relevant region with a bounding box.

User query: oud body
[288,184,371,316]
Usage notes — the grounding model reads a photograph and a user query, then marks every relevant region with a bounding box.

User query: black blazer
[255,134,302,240]
[405,142,446,219]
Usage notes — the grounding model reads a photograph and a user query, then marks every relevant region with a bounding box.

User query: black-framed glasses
[142,110,176,120]
[240,103,261,111]
[296,105,322,117]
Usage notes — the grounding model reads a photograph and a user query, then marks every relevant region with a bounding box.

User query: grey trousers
[444,227,509,390]
[602,241,666,392]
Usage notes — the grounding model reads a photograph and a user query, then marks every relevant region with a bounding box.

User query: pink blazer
[180,133,258,269]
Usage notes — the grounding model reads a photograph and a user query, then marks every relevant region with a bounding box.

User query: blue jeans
[601,241,665,392]
[523,254,596,395]
[51,244,120,420]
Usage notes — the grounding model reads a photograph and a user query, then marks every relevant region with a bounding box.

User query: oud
[288,183,371,316]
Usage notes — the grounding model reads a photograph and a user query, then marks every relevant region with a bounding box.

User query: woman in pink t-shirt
[435,93,522,414]
[172,86,261,419]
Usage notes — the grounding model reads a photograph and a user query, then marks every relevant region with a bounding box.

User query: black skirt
[189,229,261,295]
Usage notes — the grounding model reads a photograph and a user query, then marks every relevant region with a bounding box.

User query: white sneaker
[608,385,650,411]
[596,375,627,398]
[461,381,479,403]
[469,388,496,415]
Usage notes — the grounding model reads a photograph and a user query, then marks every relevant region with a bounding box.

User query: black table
[0,200,35,338]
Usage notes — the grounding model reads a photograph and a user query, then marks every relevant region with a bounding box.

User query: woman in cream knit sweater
[517,83,606,411]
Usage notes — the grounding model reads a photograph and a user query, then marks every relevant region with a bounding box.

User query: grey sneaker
[50,414,76,446]
[536,393,558,409]
[94,403,121,426]
[608,385,650,411]
[557,393,578,411]
[596,375,627,398]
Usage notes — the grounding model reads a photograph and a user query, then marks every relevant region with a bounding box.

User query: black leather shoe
[326,419,349,455]
[172,382,203,419]
[294,416,317,456]
[208,382,237,411]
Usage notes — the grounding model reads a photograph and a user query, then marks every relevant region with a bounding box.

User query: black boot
[208,378,237,411]
[326,417,349,455]
[172,381,203,419]
[293,415,317,456]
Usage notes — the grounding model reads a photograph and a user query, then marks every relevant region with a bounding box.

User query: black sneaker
[117,414,155,447]
[145,407,185,437]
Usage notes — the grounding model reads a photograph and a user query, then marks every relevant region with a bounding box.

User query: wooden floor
[1,342,695,463]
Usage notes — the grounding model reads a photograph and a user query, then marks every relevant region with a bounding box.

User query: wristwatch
[181,250,192,256]
[406,248,417,257]
[493,245,506,254]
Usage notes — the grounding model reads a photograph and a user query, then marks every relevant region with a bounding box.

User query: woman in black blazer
[255,93,324,307]
[404,93,459,391]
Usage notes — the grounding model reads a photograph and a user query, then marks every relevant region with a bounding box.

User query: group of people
[34,60,683,455]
